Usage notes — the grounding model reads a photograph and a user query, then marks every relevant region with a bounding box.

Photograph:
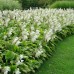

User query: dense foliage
[48,0,74,4]
[50,1,74,8]
[18,0,74,9]
[0,0,21,10]
[19,0,49,9]
[0,9,74,74]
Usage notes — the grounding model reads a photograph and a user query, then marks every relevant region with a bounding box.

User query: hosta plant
[0,9,74,74]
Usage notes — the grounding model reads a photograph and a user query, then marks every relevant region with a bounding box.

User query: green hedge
[0,0,22,10]
[48,0,74,4]
[19,0,49,9]
[19,0,74,9]
[50,1,74,8]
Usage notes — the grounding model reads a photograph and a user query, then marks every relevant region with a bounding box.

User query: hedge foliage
[0,0,22,10]
[50,1,74,8]
[19,0,49,9]
[18,0,74,9]
[48,0,74,4]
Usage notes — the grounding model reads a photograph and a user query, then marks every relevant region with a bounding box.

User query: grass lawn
[35,35,74,74]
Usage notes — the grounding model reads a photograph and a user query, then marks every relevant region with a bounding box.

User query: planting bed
[0,9,74,74]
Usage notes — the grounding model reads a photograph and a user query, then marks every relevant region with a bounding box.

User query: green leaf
[5,50,15,61]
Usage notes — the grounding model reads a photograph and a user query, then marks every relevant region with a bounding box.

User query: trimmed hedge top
[50,1,74,9]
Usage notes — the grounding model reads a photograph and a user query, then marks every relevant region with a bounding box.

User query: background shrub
[50,1,74,9]
[0,0,22,10]
[19,0,49,9]
[18,0,74,9]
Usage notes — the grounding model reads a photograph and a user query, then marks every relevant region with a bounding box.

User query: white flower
[3,66,10,74]
[35,50,43,58]
[16,60,23,66]
[15,68,21,74]
[16,60,21,66]
[45,29,53,42]
[21,29,29,41]
[4,18,10,27]
[22,35,28,40]
[16,55,24,66]
[36,30,40,35]
[0,65,1,69]
[35,43,44,58]
[3,35,7,40]
[31,34,38,42]
[19,54,24,60]
[12,37,19,44]
[30,31,35,36]
[12,37,21,46]
[8,28,13,37]
[31,26,34,30]
[30,30,40,42]
[15,40,21,46]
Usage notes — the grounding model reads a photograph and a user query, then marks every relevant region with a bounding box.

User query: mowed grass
[35,35,74,74]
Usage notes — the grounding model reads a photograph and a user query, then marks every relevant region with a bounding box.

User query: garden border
[32,24,74,74]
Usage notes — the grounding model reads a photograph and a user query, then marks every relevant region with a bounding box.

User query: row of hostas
[0,9,74,74]
[0,24,74,74]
